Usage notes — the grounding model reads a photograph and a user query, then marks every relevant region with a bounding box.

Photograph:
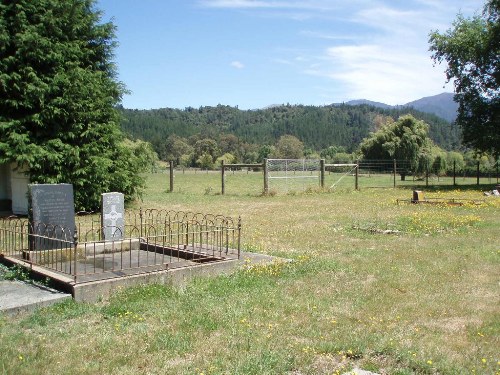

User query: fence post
[221,160,225,195]
[453,160,456,186]
[320,159,325,188]
[477,161,480,185]
[169,161,174,193]
[140,207,143,239]
[426,161,429,187]
[237,216,241,259]
[393,159,397,188]
[497,159,499,183]
[355,160,359,190]
[263,159,269,194]
[73,227,78,283]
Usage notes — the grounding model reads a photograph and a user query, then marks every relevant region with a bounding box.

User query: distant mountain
[344,99,392,109]
[404,93,458,123]
[339,93,458,123]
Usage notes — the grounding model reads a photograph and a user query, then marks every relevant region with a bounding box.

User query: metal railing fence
[0,209,241,283]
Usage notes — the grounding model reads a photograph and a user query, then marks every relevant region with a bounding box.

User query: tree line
[119,104,461,167]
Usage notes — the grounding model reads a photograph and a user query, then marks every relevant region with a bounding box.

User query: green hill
[119,103,461,155]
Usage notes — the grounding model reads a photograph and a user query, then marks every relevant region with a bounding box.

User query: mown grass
[0,172,499,374]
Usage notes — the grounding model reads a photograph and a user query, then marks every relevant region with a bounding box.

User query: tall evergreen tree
[0,0,141,210]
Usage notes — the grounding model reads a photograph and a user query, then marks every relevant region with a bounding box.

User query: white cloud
[305,42,451,105]
[296,1,474,104]
[231,61,245,69]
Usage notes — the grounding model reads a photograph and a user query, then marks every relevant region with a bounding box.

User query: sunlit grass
[0,173,499,374]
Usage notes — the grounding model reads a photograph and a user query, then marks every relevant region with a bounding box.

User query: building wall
[0,164,11,197]
[10,164,29,215]
[0,163,12,210]
[0,163,29,214]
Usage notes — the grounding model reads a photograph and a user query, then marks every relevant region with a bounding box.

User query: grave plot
[0,185,241,284]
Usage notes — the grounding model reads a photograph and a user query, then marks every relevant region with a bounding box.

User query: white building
[0,163,29,215]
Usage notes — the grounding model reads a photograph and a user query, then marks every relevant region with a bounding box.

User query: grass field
[1,172,499,374]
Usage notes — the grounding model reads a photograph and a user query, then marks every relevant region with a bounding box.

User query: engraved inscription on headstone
[101,192,125,241]
[28,184,76,250]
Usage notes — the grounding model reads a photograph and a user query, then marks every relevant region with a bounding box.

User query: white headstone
[101,192,125,241]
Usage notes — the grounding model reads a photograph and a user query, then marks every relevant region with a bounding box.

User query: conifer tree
[0,0,142,210]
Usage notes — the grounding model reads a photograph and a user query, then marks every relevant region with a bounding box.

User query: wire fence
[158,159,500,194]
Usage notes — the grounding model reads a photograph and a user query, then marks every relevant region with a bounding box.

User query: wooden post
[320,159,325,188]
[221,160,225,195]
[477,161,480,185]
[426,161,429,187]
[355,161,359,190]
[263,159,269,194]
[453,160,456,186]
[393,159,397,188]
[497,159,500,184]
[169,161,174,192]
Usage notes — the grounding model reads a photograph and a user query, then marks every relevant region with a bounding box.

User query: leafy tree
[216,153,235,167]
[194,138,220,163]
[429,0,500,156]
[196,153,214,170]
[446,151,465,173]
[257,145,274,162]
[218,134,240,155]
[123,139,159,173]
[331,152,354,163]
[320,145,347,162]
[431,148,447,178]
[273,135,304,159]
[0,0,143,210]
[156,135,193,164]
[359,115,434,179]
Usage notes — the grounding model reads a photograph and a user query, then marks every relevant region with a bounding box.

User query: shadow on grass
[395,183,498,193]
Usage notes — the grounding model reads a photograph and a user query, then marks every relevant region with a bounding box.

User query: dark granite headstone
[28,184,76,250]
[101,192,125,241]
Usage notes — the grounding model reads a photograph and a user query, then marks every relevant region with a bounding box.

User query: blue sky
[96,0,484,110]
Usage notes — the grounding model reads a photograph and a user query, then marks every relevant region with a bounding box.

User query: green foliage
[446,151,465,173]
[119,104,461,161]
[431,150,447,176]
[320,145,347,160]
[0,264,30,282]
[0,0,143,210]
[122,139,159,173]
[258,145,275,162]
[216,152,235,167]
[194,138,220,162]
[429,0,500,156]
[272,135,304,159]
[197,153,215,169]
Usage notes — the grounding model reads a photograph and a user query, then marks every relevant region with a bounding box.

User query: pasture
[0,171,499,374]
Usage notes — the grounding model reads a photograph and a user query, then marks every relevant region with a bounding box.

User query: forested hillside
[120,104,460,156]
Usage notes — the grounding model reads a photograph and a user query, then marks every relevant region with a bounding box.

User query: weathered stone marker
[412,190,424,203]
[28,184,76,250]
[101,192,124,241]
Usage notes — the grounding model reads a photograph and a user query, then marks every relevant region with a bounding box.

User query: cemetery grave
[0,184,242,300]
